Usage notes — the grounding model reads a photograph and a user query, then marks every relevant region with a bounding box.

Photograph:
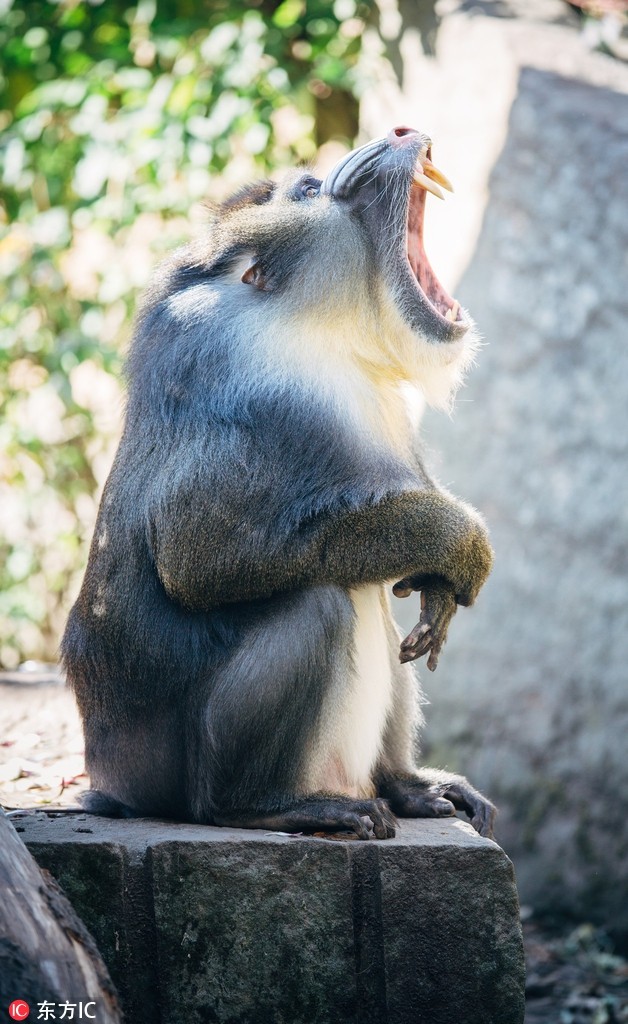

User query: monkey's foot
[214,796,397,840]
[378,774,496,839]
[393,578,457,670]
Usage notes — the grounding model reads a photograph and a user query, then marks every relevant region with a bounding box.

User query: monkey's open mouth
[407,148,463,326]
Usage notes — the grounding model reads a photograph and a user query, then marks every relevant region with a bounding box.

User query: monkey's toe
[441,782,497,839]
[392,791,457,819]
[370,798,398,838]
[470,800,496,839]
[430,796,457,817]
[356,798,397,839]
[323,799,396,840]
[344,813,372,840]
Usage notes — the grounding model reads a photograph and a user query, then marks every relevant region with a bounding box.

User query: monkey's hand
[393,578,457,671]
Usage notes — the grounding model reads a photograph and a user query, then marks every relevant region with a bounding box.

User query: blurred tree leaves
[0,0,368,666]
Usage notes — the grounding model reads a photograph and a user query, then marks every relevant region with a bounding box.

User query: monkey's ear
[241,258,275,292]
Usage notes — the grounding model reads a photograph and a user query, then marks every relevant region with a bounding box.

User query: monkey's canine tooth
[413,171,445,200]
[423,160,454,193]
[445,301,460,322]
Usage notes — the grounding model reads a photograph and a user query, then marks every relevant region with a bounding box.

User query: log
[0,809,122,1022]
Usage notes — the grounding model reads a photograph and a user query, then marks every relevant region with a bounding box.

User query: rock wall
[361,4,628,933]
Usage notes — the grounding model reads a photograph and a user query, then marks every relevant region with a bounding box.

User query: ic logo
[8,1002,30,1021]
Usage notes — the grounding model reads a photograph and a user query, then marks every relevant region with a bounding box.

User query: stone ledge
[15,813,524,1024]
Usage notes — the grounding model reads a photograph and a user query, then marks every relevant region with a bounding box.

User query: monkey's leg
[375,600,496,839]
[78,700,187,819]
[189,585,397,840]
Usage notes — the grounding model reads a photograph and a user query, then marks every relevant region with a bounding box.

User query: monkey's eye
[301,181,320,199]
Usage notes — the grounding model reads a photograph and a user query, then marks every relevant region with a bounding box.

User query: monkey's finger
[399,639,432,664]
[427,648,440,672]
[400,648,424,665]
[399,642,432,664]
[400,621,431,650]
[424,609,454,671]
[426,628,446,671]
[399,622,432,663]
[392,578,414,598]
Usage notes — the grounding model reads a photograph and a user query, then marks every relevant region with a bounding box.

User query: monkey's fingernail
[445,301,460,322]
[423,159,454,193]
[412,171,445,200]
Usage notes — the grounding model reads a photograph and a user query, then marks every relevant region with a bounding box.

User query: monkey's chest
[310,584,394,798]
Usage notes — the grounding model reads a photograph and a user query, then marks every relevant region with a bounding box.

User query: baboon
[62,126,495,840]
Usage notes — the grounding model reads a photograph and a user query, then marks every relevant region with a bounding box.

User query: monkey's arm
[150,484,492,614]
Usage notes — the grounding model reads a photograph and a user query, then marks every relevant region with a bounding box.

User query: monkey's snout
[389,126,424,144]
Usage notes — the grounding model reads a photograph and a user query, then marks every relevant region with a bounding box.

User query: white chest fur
[305,584,394,798]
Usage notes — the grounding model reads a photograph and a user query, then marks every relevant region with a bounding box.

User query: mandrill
[62,126,496,841]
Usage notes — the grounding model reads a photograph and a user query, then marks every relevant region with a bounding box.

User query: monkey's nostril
[388,126,421,147]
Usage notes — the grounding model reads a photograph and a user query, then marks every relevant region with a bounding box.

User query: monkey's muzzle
[321,126,467,341]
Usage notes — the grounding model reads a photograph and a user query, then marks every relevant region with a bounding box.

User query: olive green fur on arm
[152,487,493,612]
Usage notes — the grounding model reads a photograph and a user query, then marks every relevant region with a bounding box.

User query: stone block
[16,812,524,1024]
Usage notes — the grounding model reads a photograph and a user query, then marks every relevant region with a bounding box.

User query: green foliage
[0,0,368,666]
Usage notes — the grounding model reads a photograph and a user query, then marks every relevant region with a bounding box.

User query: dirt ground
[0,671,86,809]
[2,673,628,1024]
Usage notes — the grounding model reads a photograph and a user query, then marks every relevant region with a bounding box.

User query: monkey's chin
[413,317,481,413]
